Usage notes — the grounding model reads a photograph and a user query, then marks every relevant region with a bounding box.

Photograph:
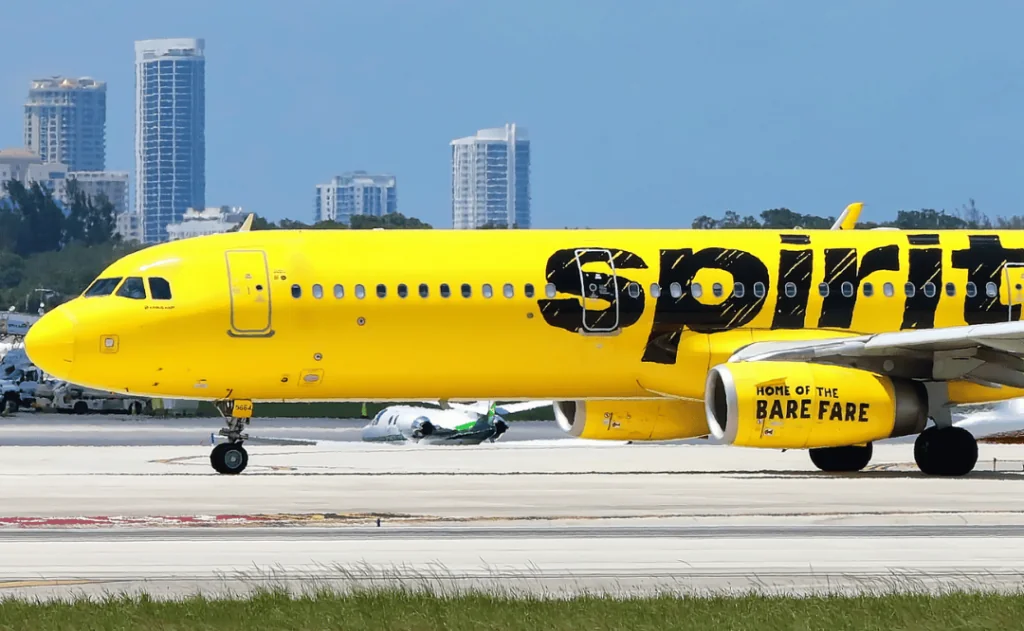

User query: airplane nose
[25,309,75,379]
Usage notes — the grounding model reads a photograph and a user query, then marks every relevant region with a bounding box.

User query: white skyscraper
[24,76,107,172]
[134,38,206,243]
[450,124,530,229]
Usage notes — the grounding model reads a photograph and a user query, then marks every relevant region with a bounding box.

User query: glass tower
[134,38,205,243]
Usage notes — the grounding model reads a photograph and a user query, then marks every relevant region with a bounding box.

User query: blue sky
[2,0,1023,228]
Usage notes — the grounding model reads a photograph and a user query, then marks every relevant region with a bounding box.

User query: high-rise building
[68,171,129,215]
[315,171,397,224]
[134,38,206,243]
[450,124,530,229]
[24,77,107,172]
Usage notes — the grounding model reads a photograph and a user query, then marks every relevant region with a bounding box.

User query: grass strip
[0,587,1021,631]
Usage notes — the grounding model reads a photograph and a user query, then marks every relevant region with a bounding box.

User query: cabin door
[1004,263,1024,322]
[225,250,273,337]
[574,248,620,333]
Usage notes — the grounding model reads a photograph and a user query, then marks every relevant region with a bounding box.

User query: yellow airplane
[23,203,1024,476]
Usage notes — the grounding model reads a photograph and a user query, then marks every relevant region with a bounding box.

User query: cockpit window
[115,277,147,300]
[149,277,172,300]
[84,277,122,297]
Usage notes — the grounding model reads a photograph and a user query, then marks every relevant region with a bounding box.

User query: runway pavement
[2,413,1024,600]
[0,413,567,446]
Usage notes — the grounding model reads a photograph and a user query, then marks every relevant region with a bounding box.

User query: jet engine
[553,399,709,441]
[704,361,928,449]
[410,417,435,439]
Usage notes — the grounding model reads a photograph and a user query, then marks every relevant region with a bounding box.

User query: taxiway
[0,414,1023,600]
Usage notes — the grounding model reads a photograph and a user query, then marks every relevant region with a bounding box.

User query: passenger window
[841,282,854,298]
[818,283,829,297]
[291,284,302,299]
[987,282,997,298]
[376,284,387,298]
[503,283,514,298]
[524,283,535,298]
[312,284,323,299]
[84,277,122,297]
[440,283,451,298]
[923,282,936,298]
[482,284,493,298]
[945,282,956,297]
[883,282,894,297]
[967,282,977,298]
[862,282,873,297]
[670,282,682,298]
[650,283,661,298]
[627,282,640,299]
[691,283,703,298]
[733,282,745,298]
[149,277,172,300]
[753,282,765,298]
[333,284,344,299]
[712,283,723,298]
[419,283,429,298]
[462,283,472,298]
[785,282,797,298]
[905,282,915,298]
[355,284,366,299]
[545,283,556,298]
[116,277,147,300]
[398,284,408,298]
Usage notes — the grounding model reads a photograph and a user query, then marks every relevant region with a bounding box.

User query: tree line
[690,199,1014,230]
[2,175,1019,311]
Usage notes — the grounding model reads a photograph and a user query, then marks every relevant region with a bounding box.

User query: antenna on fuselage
[238,213,255,232]
[831,202,863,230]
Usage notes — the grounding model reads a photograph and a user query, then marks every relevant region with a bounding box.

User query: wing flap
[732,320,1024,386]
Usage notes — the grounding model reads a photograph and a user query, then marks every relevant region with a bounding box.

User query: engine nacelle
[410,417,435,439]
[553,399,709,441]
[704,361,928,449]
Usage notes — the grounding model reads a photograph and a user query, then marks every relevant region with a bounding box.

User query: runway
[2,413,1024,600]
[0,414,566,446]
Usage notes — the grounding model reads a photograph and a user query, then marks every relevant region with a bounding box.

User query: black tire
[210,442,248,475]
[73,401,88,415]
[915,426,977,476]
[809,443,873,472]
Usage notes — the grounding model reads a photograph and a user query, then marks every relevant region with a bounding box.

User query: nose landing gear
[211,399,252,474]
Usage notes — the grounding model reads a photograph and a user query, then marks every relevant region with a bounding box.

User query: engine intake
[705,361,928,449]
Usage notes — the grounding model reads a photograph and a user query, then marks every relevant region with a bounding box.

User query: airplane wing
[731,320,1024,389]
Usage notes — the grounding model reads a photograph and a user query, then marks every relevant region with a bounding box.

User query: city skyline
[1,1,1023,230]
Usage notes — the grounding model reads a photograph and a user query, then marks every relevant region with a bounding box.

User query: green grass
[0,588,1023,630]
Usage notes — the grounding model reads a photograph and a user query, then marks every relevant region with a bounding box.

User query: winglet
[830,202,863,230]
[238,213,254,232]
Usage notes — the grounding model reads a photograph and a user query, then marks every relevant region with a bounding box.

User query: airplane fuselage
[24,228,1024,408]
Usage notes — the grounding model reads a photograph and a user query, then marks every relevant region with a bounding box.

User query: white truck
[0,348,45,413]
[36,380,149,415]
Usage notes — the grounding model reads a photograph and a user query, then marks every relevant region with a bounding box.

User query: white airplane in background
[361,400,553,445]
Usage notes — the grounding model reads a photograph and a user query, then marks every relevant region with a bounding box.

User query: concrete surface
[1,415,1024,600]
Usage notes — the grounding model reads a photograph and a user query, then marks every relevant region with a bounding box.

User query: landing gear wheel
[210,442,248,474]
[809,443,873,472]
[914,426,977,476]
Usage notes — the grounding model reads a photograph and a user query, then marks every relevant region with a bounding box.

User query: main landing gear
[808,425,979,476]
[913,425,977,477]
[211,399,253,475]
